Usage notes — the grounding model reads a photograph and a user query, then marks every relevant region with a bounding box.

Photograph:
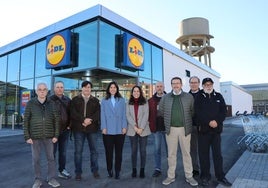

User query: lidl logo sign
[47,35,65,65]
[128,38,144,68]
[122,33,144,71]
[46,30,71,69]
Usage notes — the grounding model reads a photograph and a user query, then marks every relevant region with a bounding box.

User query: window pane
[7,51,20,82]
[0,56,7,82]
[73,21,98,71]
[36,41,51,77]
[0,56,7,115]
[139,42,151,79]
[20,79,34,90]
[99,21,120,70]
[152,46,163,81]
[21,45,35,79]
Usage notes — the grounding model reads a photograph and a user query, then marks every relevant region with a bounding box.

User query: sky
[0,0,267,85]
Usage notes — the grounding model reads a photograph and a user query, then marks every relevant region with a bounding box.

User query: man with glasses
[194,78,232,187]
[159,77,198,186]
[24,83,60,188]
[188,76,201,177]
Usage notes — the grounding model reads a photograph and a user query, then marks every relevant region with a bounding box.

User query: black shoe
[93,172,100,179]
[217,177,232,187]
[140,168,145,178]
[193,170,199,176]
[152,170,161,177]
[132,168,137,178]
[201,178,209,186]
[115,171,120,179]
[107,170,113,178]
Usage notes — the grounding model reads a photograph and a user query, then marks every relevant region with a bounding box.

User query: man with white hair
[24,83,60,188]
[194,77,232,187]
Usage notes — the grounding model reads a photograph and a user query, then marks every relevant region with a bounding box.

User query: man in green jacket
[159,77,198,186]
[24,83,60,188]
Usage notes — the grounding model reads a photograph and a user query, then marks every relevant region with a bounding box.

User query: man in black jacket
[194,78,232,187]
[188,76,200,177]
[70,81,100,181]
[50,81,72,179]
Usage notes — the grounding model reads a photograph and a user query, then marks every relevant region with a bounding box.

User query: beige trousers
[166,127,193,179]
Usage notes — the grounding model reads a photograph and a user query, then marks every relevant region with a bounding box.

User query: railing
[237,115,268,153]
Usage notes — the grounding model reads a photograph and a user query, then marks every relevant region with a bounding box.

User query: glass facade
[0,18,163,128]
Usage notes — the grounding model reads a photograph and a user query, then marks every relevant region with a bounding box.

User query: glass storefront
[0,18,163,128]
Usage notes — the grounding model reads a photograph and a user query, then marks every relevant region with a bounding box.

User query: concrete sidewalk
[0,127,23,137]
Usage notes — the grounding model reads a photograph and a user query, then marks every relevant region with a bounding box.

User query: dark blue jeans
[153,131,167,171]
[54,129,70,172]
[129,134,148,169]
[73,131,99,175]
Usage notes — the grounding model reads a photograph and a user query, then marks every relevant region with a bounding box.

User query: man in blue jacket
[194,77,232,187]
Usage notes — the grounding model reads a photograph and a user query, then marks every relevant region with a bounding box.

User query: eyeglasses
[37,89,48,92]
[171,82,181,85]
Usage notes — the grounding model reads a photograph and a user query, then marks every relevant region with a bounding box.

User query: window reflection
[7,51,20,82]
[21,45,35,79]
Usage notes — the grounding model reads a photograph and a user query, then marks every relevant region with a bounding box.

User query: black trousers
[198,132,225,180]
[103,134,125,173]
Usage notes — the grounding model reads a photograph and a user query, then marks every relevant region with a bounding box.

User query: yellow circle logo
[46,34,66,66]
[128,38,144,67]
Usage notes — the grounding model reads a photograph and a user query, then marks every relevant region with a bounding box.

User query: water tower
[176,17,214,67]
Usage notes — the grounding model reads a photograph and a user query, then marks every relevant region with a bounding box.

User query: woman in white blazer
[101,81,127,179]
[126,85,151,178]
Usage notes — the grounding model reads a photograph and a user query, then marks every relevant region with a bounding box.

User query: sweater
[158,90,194,136]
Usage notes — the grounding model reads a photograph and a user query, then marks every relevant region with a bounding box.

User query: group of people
[23,76,232,188]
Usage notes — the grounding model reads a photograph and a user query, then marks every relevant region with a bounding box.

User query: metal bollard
[0,114,2,129]
[12,114,15,130]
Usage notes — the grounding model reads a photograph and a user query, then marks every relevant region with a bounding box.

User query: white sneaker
[48,178,60,187]
[162,177,175,185]
[186,177,198,186]
[58,169,71,179]
[32,179,42,188]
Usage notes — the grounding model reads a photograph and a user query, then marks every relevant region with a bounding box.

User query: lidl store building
[0,4,221,126]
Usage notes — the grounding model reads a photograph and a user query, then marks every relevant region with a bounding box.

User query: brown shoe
[93,172,100,179]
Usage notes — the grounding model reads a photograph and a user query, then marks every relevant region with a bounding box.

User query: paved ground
[0,124,249,188]
[218,151,268,188]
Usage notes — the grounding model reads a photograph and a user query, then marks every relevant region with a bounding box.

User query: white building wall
[221,81,252,116]
[163,49,220,92]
